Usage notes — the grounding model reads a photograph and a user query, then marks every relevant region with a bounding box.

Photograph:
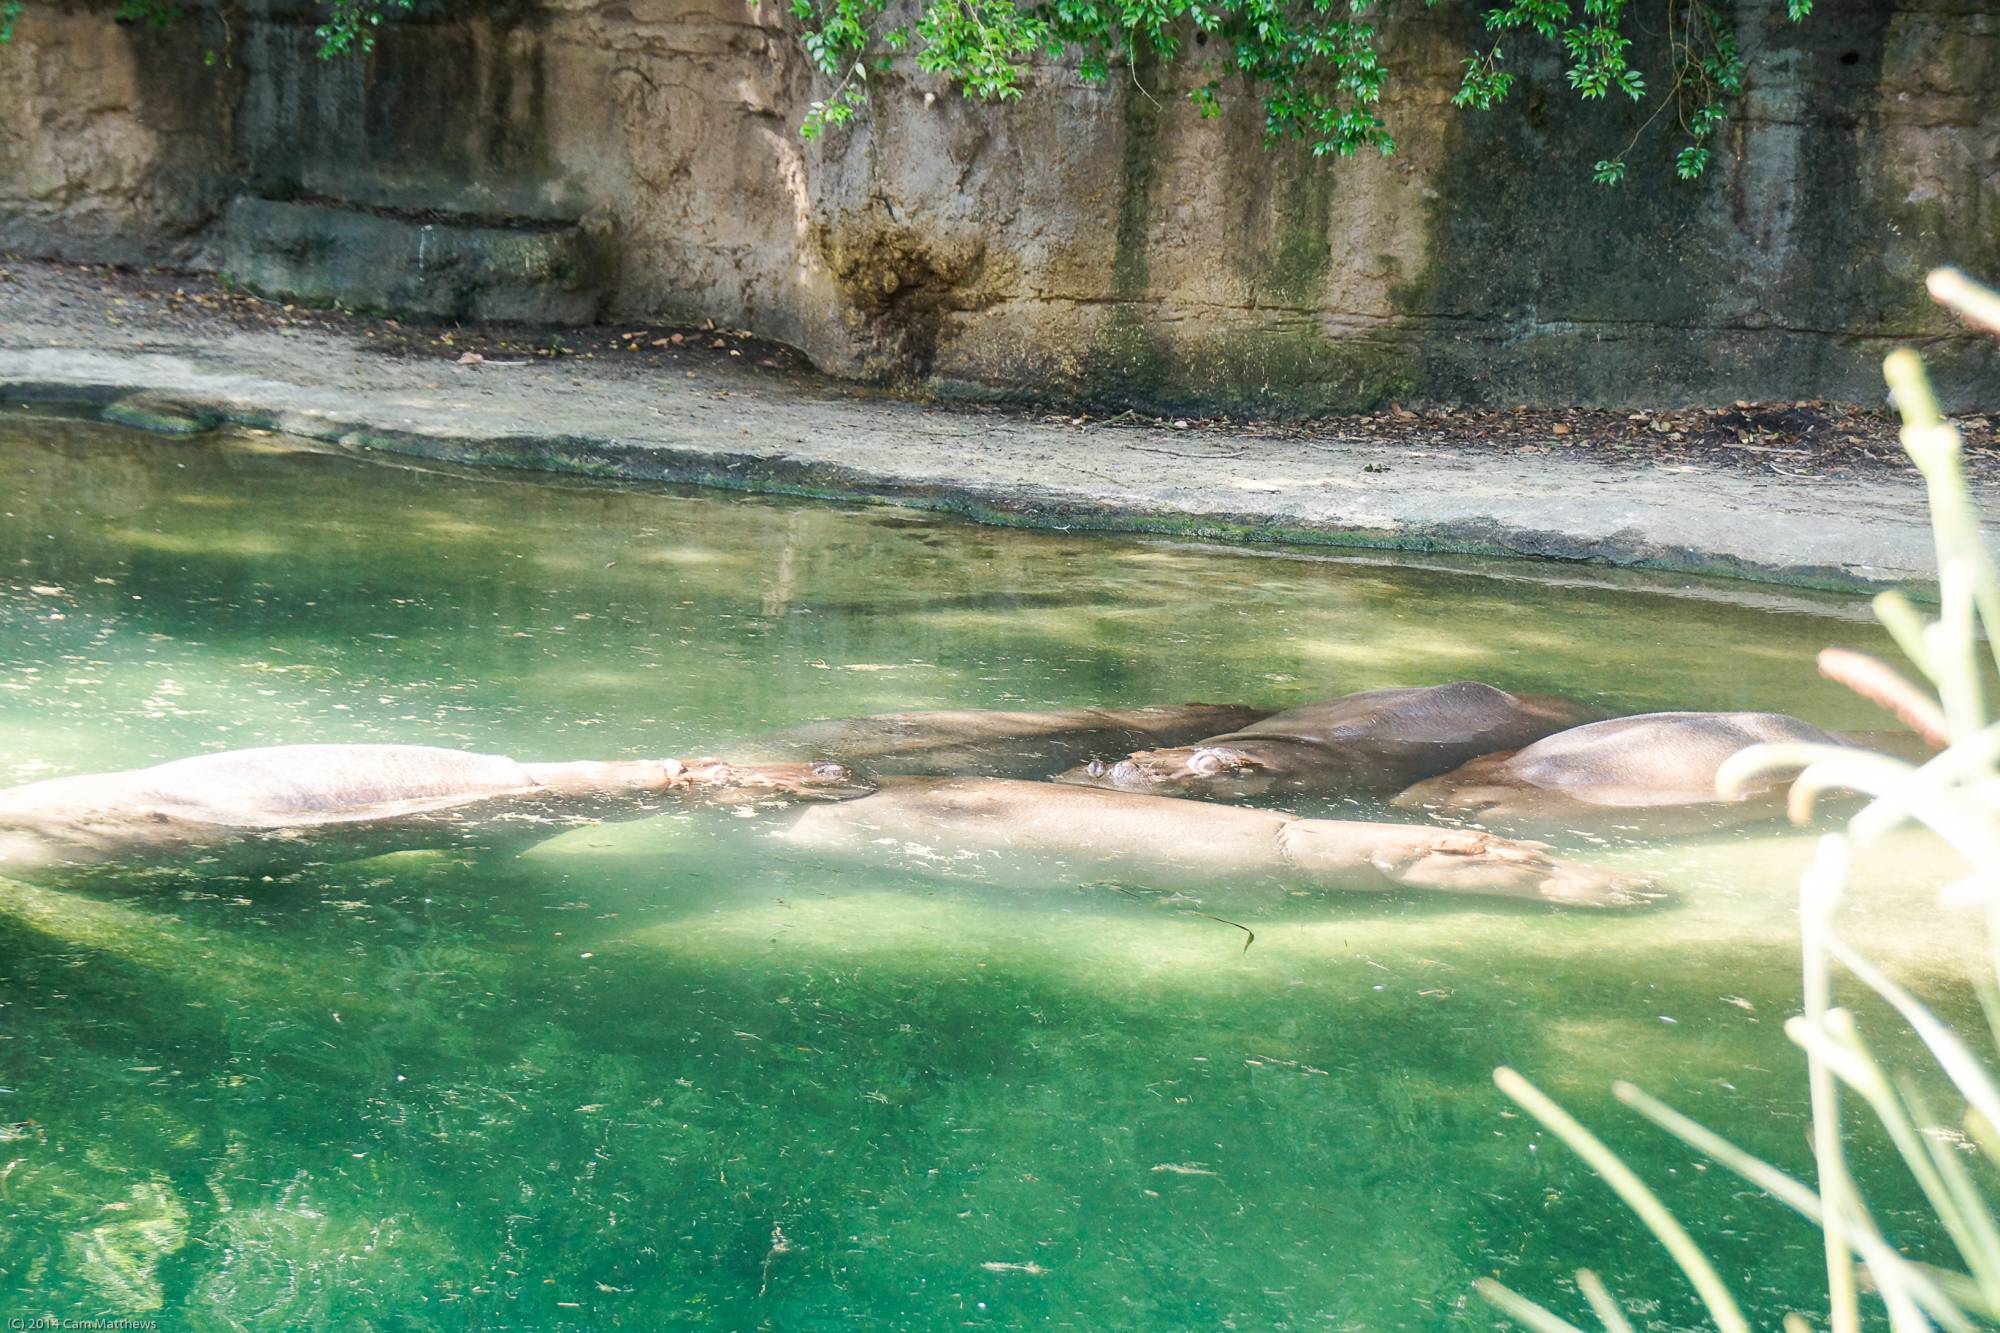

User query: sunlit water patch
[0,415,1973,1329]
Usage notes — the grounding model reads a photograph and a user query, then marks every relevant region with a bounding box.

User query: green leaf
[1452,48,1515,109]
[313,0,413,58]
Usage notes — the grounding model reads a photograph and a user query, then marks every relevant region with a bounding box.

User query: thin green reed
[1477,268,2000,1332]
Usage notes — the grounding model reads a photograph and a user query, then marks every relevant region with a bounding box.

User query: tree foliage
[792,0,1813,182]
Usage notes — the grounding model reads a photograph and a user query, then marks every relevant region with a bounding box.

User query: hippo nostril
[1085,760,1107,779]
[1110,760,1140,782]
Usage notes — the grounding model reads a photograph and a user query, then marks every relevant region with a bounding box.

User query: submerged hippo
[773,777,1656,909]
[1054,683,1597,802]
[1391,711,1847,836]
[0,744,873,883]
[732,703,1265,780]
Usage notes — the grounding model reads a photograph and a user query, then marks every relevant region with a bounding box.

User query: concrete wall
[3,0,1997,410]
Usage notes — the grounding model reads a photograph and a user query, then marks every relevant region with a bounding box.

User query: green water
[0,415,1977,1329]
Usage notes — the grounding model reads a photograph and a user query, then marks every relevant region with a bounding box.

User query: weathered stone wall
[0,4,237,262]
[3,0,1997,410]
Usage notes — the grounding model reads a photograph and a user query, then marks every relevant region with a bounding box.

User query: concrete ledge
[219,197,613,325]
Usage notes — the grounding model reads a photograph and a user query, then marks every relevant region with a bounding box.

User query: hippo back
[50,745,540,827]
[750,709,1099,758]
[739,704,1264,779]
[1504,712,1840,799]
[1238,682,1589,748]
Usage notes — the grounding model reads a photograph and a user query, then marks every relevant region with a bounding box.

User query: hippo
[773,777,1656,909]
[731,703,1266,780]
[0,744,873,883]
[1053,683,1597,803]
[1390,711,1849,837]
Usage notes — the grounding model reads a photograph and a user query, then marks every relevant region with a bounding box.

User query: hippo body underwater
[1392,711,1850,836]
[734,703,1265,780]
[0,744,872,882]
[1054,683,1597,803]
[773,776,1655,909]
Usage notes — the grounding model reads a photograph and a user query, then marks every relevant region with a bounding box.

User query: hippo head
[672,759,877,805]
[1359,826,1662,908]
[1393,774,1511,818]
[1387,751,1535,826]
[1053,744,1278,798]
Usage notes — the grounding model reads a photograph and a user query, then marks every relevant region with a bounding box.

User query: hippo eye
[809,761,847,781]
[1188,749,1227,777]
[1086,760,1107,778]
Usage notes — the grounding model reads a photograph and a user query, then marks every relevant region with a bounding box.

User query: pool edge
[0,379,1923,598]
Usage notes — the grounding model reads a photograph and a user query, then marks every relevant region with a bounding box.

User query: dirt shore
[1,256,1988,591]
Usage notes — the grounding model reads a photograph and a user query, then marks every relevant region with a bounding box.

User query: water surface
[0,416,1973,1329]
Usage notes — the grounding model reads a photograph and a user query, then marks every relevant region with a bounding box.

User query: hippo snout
[693,759,875,802]
[1050,756,1153,790]
[1392,780,1504,822]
